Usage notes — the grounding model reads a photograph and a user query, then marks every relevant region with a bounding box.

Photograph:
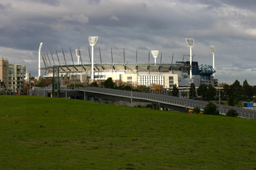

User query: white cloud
[62,14,89,24]
[110,15,119,21]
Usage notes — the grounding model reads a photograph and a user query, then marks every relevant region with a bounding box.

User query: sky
[1,0,256,85]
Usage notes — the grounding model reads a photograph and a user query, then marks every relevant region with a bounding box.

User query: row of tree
[186,79,256,105]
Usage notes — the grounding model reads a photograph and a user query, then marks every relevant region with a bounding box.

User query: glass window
[127,77,132,80]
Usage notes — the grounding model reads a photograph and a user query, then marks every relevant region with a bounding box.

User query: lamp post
[88,36,99,82]
[151,50,159,66]
[38,42,43,79]
[210,45,215,78]
[185,38,194,79]
[75,49,81,64]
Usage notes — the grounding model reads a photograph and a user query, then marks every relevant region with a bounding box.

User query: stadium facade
[41,51,217,88]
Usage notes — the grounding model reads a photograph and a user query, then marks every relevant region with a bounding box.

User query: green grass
[0,96,256,170]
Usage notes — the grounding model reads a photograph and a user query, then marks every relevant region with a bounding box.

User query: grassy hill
[0,96,256,170]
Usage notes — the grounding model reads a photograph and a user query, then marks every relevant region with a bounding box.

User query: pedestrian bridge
[31,87,256,119]
[76,87,256,119]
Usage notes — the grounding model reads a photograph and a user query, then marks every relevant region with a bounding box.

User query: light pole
[185,38,194,79]
[210,45,215,78]
[151,50,159,66]
[75,49,81,64]
[38,42,43,79]
[88,36,99,82]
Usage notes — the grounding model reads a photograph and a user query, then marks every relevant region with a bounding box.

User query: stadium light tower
[88,36,99,81]
[38,42,43,78]
[75,49,81,64]
[151,50,159,66]
[185,38,194,79]
[210,45,215,77]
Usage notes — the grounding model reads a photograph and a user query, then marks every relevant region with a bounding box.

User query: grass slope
[0,96,256,170]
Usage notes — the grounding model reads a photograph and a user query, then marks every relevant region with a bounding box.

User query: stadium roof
[42,63,190,73]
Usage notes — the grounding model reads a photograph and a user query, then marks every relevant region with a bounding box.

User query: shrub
[226,109,238,117]
[203,102,219,115]
[193,106,200,114]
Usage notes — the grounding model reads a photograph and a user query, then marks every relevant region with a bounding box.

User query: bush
[193,106,200,114]
[226,109,238,117]
[203,102,219,115]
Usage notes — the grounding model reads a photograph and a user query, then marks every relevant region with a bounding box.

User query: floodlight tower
[210,45,215,77]
[185,38,194,79]
[88,36,99,81]
[75,49,81,64]
[151,50,159,66]
[38,42,43,78]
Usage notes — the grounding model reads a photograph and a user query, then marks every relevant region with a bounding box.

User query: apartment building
[0,57,9,90]
[0,57,26,93]
[8,64,26,92]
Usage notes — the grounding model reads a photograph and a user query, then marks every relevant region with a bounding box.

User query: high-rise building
[0,57,26,93]
[8,64,26,92]
[0,57,9,90]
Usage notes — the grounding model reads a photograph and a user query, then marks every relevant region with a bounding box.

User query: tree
[101,78,116,88]
[242,80,253,100]
[89,82,98,87]
[223,84,230,98]
[137,85,148,92]
[189,83,196,99]
[226,109,238,117]
[197,84,207,99]
[24,81,30,92]
[206,84,216,100]
[230,80,242,100]
[203,102,219,115]
[228,97,235,106]
[150,84,164,94]
[193,106,200,114]
[36,78,52,87]
[171,84,179,97]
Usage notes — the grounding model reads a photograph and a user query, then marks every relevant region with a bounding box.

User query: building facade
[0,57,9,91]
[0,57,26,93]
[8,64,26,92]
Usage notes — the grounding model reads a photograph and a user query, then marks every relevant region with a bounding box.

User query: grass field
[0,96,256,170]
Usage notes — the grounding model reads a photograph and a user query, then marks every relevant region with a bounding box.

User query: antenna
[151,50,159,66]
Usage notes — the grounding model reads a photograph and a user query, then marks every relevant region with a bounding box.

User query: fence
[78,87,256,119]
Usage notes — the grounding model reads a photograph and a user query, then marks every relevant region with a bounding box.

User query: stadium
[39,38,217,89]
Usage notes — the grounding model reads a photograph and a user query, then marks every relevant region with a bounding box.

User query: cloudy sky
[1,0,256,85]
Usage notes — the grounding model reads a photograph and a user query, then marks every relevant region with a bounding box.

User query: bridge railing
[77,87,256,119]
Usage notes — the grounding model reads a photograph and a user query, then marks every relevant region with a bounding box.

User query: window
[13,77,15,80]
[169,76,174,87]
